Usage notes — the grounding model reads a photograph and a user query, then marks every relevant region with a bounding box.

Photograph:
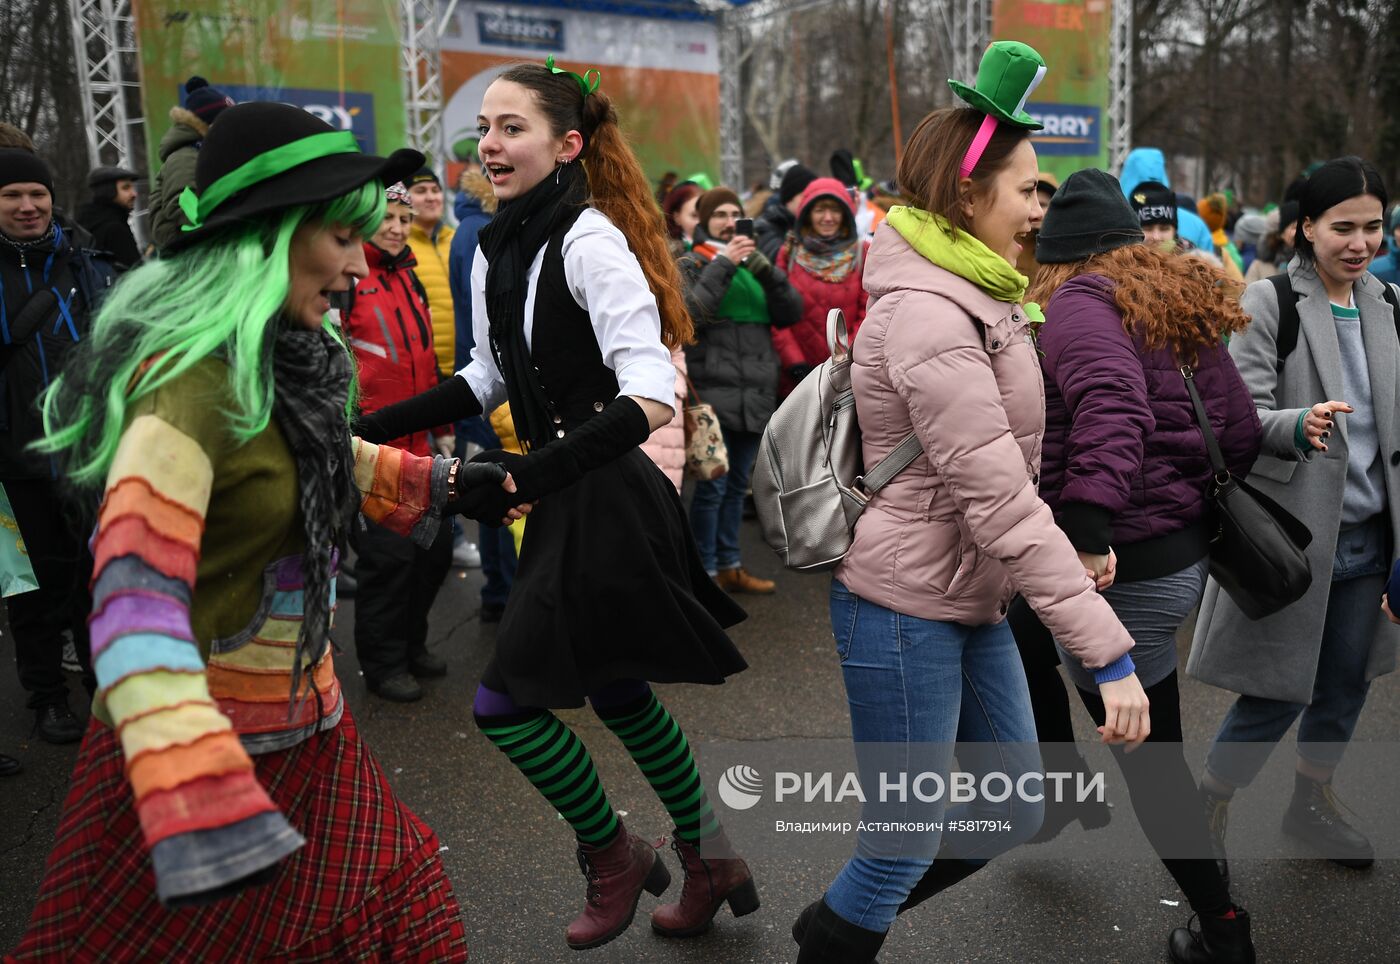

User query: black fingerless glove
[443,460,509,522]
[354,375,482,444]
[460,397,651,524]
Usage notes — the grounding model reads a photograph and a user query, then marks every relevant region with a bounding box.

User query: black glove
[354,375,481,444]
[787,363,815,384]
[456,397,651,524]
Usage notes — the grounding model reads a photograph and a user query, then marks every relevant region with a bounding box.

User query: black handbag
[1182,365,1314,620]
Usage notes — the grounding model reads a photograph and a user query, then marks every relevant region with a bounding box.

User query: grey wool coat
[1188,261,1400,703]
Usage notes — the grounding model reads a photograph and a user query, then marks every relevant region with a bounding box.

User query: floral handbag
[683,376,729,480]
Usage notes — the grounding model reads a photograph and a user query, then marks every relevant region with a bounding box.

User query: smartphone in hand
[734,217,754,238]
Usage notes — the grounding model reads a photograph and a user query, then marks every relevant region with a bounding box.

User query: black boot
[897,856,983,914]
[1282,773,1373,868]
[793,898,886,964]
[1199,784,1232,892]
[1168,907,1256,964]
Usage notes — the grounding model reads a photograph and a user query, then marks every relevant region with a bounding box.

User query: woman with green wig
[10,102,510,960]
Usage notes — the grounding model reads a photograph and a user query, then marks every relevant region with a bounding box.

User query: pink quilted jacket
[641,346,687,493]
[834,224,1132,672]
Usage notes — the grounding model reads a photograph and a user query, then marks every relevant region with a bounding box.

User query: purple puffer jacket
[1037,274,1261,565]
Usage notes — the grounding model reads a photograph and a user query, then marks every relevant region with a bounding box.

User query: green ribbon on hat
[178,130,361,232]
[545,55,601,100]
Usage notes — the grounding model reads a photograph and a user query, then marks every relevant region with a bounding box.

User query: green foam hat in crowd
[947,41,1047,131]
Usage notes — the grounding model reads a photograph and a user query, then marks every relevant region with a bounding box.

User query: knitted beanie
[696,187,742,226]
[1036,169,1144,264]
[409,166,441,188]
[183,77,234,124]
[0,148,53,194]
[1234,213,1269,248]
[779,164,817,204]
[1127,180,1176,227]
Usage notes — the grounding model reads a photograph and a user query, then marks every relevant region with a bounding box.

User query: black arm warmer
[459,396,651,524]
[353,374,482,444]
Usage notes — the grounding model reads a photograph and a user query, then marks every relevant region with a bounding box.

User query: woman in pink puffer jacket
[639,345,687,493]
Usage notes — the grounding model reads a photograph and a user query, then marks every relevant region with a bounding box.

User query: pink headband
[959,115,1000,179]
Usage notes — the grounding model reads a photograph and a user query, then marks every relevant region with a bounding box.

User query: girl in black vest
[356,62,757,951]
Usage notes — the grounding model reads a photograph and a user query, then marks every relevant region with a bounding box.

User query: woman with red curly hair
[1017,169,1263,963]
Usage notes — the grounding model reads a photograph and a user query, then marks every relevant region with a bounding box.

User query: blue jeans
[688,427,762,574]
[1206,517,1388,787]
[824,581,1044,931]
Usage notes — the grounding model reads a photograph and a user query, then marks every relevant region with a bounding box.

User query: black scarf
[270,324,359,710]
[477,162,588,450]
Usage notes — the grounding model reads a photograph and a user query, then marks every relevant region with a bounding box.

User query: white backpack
[751,309,922,572]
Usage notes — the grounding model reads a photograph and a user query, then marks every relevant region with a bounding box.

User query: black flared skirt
[489,447,748,707]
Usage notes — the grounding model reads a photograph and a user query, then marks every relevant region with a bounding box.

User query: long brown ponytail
[495,64,693,349]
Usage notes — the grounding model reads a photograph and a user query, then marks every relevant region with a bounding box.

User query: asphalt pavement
[2,521,1397,963]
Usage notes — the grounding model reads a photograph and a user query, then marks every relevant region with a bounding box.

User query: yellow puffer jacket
[408,221,456,377]
[489,404,524,456]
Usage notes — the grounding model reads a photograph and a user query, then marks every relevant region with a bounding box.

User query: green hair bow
[545,55,601,100]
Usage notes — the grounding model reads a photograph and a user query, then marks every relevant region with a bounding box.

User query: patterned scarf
[477,162,589,450]
[270,324,358,709]
[787,226,860,283]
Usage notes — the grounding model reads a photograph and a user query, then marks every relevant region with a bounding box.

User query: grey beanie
[1037,168,1145,264]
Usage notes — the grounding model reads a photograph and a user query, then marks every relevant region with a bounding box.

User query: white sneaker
[452,540,481,568]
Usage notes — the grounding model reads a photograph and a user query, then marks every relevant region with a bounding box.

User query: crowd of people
[0,35,1398,964]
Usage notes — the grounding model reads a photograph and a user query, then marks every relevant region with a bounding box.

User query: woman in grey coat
[1190,157,1399,877]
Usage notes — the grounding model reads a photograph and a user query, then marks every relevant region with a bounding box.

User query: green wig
[38,181,386,489]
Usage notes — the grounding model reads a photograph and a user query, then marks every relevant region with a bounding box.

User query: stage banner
[991,0,1111,180]
[442,2,720,188]
[132,0,406,175]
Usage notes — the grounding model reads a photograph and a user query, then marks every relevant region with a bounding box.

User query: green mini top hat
[947,41,1047,131]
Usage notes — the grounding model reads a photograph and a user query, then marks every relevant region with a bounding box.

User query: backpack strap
[853,431,922,501]
[1383,282,1400,339]
[1269,273,1302,373]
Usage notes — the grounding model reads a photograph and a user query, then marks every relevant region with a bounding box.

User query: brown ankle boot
[651,830,760,937]
[716,567,776,594]
[565,823,672,950]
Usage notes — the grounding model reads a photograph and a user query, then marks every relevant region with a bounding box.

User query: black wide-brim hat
[166,101,423,251]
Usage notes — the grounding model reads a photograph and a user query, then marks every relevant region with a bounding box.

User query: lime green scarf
[886,206,1043,322]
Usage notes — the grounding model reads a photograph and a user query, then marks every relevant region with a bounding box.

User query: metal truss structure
[1107,0,1134,174]
[932,0,993,96]
[68,0,147,242]
[401,0,460,176]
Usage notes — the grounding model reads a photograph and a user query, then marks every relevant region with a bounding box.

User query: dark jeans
[4,479,95,708]
[1206,517,1388,787]
[352,516,453,684]
[688,426,762,574]
[477,522,516,609]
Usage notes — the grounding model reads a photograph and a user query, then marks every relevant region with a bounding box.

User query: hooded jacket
[1120,148,1217,256]
[341,242,446,457]
[1037,274,1262,580]
[773,177,869,396]
[0,219,112,478]
[149,106,208,252]
[407,219,456,378]
[834,223,1134,674]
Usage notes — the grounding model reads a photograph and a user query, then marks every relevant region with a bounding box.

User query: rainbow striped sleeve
[92,414,303,905]
[351,438,450,546]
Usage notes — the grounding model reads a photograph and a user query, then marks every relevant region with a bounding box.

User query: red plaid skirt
[7,708,468,962]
